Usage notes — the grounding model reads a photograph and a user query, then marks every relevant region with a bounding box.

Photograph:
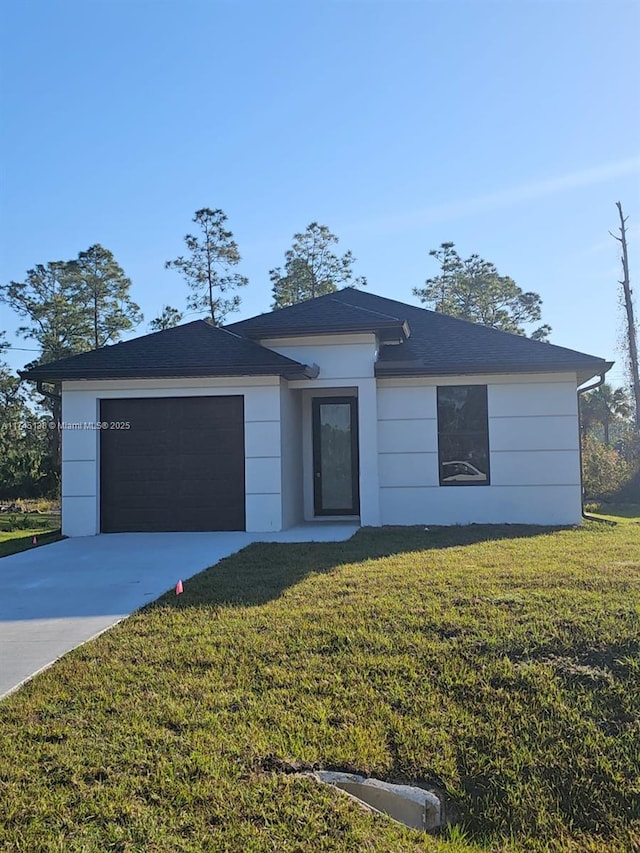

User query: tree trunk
[207,248,215,324]
[614,202,640,432]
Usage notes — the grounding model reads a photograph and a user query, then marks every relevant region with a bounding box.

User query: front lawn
[1,523,639,852]
[0,512,62,558]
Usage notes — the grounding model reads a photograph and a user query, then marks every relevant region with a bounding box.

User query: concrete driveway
[0,524,357,699]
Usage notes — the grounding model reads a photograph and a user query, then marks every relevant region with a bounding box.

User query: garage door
[100,396,245,532]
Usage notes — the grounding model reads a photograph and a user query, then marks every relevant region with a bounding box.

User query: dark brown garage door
[100,396,245,532]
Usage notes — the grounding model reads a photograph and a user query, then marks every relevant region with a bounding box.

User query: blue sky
[1,0,639,386]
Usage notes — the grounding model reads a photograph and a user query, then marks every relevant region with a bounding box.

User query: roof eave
[21,366,312,383]
[375,360,614,380]
[576,361,614,386]
[238,319,406,341]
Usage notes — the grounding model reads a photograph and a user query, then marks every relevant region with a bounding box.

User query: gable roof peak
[226,288,408,340]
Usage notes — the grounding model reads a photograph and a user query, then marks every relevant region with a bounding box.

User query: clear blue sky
[1,0,639,386]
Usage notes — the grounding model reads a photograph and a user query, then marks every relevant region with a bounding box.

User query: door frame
[312,395,360,516]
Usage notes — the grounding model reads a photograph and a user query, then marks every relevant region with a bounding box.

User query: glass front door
[312,397,359,516]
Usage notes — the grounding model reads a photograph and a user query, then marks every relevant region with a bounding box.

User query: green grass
[0,512,62,557]
[1,523,639,852]
[585,503,640,524]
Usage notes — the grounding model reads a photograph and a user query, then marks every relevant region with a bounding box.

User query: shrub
[607,430,640,501]
[613,466,640,501]
[581,435,631,499]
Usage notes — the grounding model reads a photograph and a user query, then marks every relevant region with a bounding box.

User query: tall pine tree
[414,242,551,341]
[165,208,248,325]
[270,222,366,309]
[2,261,89,363]
[2,248,142,479]
[74,245,142,349]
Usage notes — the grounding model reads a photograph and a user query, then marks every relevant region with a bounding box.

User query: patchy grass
[585,503,640,524]
[0,513,62,557]
[1,523,639,852]
[0,498,61,513]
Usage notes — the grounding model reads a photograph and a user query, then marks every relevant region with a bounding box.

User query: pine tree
[270,222,366,309]
[149,305,184,332]
[74,245,142,349]
[165,208,247,325]
[413,242,551,340]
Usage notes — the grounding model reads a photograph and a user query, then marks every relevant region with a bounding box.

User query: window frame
[436,385,490,487]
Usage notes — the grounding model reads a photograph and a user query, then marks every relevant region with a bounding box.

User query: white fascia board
[62,375,280,393]
[375,371,578,387]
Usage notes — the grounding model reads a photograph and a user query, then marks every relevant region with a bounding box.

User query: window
[437,385,490,486]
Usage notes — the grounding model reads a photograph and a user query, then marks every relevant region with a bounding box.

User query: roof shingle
[20,290,612,385]
[20,320,311,382]
[230,289,612,383]
[226,296,406,339]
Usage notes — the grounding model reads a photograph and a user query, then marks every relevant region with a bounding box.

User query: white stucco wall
[279,380,303,529]
[61,377,283,536]
[377,373,582,526]
[283,334,381,526]
[260,333,377,380]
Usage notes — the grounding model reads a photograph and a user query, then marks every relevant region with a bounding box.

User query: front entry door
[312,397,359,516]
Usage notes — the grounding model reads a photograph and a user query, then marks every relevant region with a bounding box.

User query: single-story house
[22,288,612,536]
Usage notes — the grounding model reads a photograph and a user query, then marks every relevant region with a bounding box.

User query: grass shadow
[155,523,571,611]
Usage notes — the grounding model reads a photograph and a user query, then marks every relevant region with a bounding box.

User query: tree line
[1,204,637,500]
[580,382,639,501]
[153,209,553,335]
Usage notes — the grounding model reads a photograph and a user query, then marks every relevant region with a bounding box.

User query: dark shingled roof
[226,296,408,340]
[20,320,312,382]
[228,289,612,384]
[21,290,612,385]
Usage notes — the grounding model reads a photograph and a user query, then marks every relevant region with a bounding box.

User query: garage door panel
[100,396,245,532]
[104,480,174,500]
[104,458,171,476]
[104,506,244,533]
[174,429,231,448]
[179,453,240,477]
[105,432,173,454]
